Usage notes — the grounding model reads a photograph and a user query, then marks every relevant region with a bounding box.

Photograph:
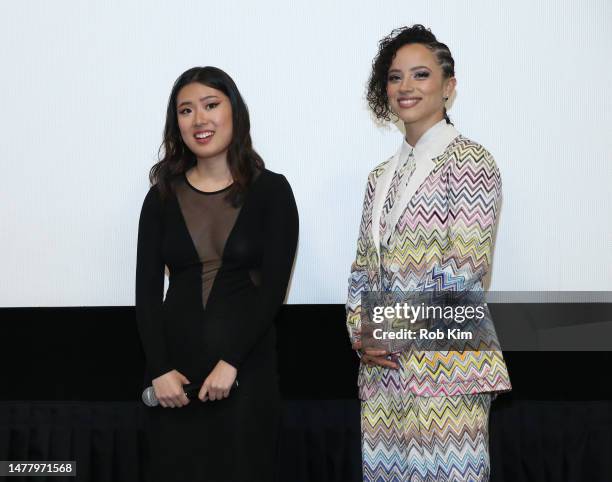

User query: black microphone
[141,380,239,407]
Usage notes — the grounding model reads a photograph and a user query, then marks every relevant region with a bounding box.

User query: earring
[443,96,449,101]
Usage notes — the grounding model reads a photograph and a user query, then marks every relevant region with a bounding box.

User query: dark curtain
[1,399,611,482]
[2,305,612,481]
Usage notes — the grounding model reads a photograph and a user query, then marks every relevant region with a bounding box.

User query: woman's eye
[387,75,401,82]
[205,102,219,110]
[414,71,430,79]
[178,108,191,115]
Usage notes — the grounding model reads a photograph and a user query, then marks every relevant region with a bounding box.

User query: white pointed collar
[403,118,460,164]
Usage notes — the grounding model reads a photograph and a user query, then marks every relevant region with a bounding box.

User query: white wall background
[1,0,610,307]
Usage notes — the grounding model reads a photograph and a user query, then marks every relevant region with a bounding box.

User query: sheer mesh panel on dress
[174,175,241,308]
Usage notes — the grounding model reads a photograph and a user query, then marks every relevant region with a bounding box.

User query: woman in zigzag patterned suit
[346,25,512,481]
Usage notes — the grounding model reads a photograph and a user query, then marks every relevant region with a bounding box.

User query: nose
[399,76,414,93]
[193,107,208,126]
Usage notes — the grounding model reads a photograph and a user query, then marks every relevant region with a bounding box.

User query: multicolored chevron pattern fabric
[347,136,512,400]
[362,391,492,481]
[380,148,416,246]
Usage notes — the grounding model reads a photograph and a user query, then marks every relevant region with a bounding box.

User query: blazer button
[389,263,400,273]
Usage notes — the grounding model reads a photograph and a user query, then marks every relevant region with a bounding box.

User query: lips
[193,130,214,144]
[397,97,421,108]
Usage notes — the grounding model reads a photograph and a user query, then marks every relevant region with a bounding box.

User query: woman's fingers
[351,336,390,358]
[153,370,191,408]
[159,390,189,408]
[374,358,398,369]
[198,383,209,402]
[160,397,175,408]
[364,348,389,357]
[206,384,231,401]
[198,361,236,402]
[170,387,190,407]
[171,393,185,407]
[352,329,363,351]
[361,354,399,369]
[199,382,230,402]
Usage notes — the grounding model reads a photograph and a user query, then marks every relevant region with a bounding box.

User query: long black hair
[150,66,264,205]
[367,25,455,124]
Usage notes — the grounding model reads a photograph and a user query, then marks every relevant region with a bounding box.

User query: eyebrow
[177,95,219,108]
[388,66,432,74]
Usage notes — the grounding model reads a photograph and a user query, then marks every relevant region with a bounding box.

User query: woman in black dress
[135,66,298,482]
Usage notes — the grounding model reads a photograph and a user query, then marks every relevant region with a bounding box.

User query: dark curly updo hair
[367,24,455,124]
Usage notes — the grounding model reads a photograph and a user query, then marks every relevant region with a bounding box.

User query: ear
[444,76,457,99]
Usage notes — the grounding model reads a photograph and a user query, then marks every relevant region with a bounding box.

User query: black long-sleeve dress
[135,168,299,482]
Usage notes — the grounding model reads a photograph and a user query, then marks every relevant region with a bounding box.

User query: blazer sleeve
[135,186,173,380]
[437,146,502,290]
[218,174,299,369]
[346,172,375,348]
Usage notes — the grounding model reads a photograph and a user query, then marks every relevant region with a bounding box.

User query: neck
[403,112,445,147]
[192,151,232,182]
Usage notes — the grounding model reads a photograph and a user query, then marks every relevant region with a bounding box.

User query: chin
[189,144,214,156]
[392,109,418,124]
[397,114,421,125]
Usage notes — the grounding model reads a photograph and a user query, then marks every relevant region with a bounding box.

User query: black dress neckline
[183,172,234,195]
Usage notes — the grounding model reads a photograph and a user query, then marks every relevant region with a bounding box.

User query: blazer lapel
[371,144,403,260]
[383,155,439,240]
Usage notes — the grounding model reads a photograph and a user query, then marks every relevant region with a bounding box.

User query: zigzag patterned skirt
[362,392,492,482]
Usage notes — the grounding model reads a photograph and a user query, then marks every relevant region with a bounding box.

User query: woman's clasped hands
[152,360,238,408]
[351,329,399,369]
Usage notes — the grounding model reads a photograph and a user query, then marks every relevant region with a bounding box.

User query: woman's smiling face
[176,82,233,162]
[386,43,456,130]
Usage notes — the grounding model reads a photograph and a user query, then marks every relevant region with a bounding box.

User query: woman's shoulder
[447,135,496,162]
[245,168,294,207]
[138,183,164,220]
[370,157,393,177]
[255,168,292,191]
[444,135,501,183]
[360,156,393,188]
[141,176,180,209]
[143,183,161,204]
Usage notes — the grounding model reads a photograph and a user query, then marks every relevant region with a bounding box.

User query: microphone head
[142,386,159,407]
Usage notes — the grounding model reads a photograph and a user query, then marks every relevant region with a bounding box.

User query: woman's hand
[152,369,191,408]
[351,329,399,369]
[199,360,238,402]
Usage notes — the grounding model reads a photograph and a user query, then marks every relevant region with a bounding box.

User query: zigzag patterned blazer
[346,125,512,400]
